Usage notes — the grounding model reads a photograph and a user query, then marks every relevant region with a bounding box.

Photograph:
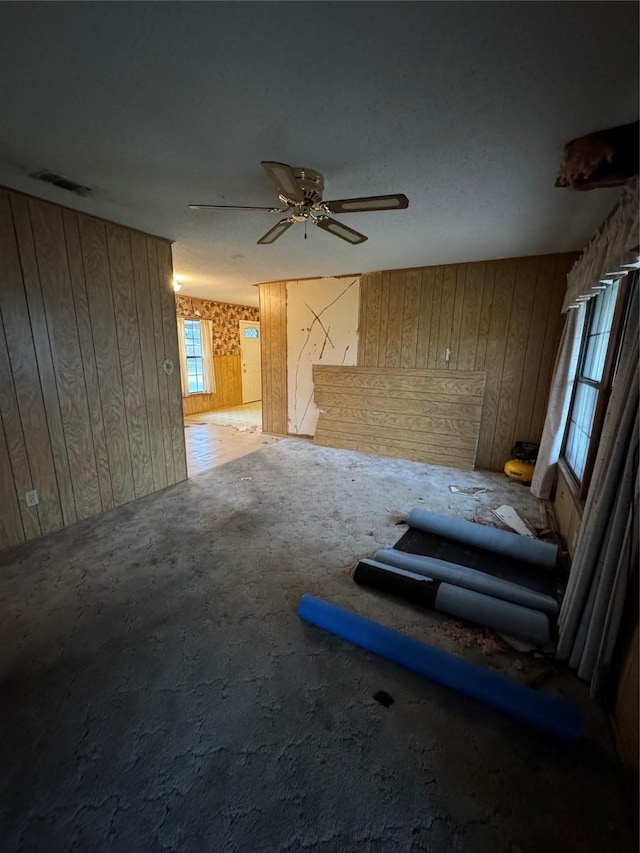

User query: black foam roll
[353,559,439,607]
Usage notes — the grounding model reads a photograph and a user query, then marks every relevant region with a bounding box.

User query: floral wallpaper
[176,296,260,357]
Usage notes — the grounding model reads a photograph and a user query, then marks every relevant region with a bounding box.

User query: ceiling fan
[188,161,409,245]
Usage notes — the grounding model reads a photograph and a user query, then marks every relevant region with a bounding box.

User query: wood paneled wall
[0,188,186,551]
[553,464,583,557]
[259,281,288,435]
[182,355,243,415]
[313,365,486,468]
[358,254,577,470]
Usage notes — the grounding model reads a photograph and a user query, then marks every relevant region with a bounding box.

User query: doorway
[183,319,268,477]
[239,320,262,403]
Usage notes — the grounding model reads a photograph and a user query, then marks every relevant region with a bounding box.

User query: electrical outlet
[25,489,39,507]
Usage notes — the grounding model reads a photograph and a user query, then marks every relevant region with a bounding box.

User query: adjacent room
[175,293,270,475]
[0,3,638,852]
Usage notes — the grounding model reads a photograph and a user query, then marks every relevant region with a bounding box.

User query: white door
[239,321,262,403]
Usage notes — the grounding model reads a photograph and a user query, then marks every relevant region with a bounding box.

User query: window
[563,277,628,496]
[243,327,259,339]
[183,320,205,393]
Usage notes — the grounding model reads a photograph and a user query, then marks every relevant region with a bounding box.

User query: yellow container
[504,459,535,484]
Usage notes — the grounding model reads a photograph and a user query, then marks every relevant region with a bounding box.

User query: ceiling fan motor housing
[289,167,325,206]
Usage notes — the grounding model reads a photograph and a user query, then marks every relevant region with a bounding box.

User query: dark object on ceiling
[555,120,639,190]
[30,169,92,196]
[189,161,409,245]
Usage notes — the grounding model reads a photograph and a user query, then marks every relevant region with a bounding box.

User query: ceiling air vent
[31,170,92,196]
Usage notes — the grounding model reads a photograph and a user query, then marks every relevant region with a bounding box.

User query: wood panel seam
[68,211,115,508]
[0,309,36,536]
[25,201,79,522]
[0,413,25,544]
[130,233,155,483]
[2,213,42,531]
[105,231,136,488]
[61,211,105,512]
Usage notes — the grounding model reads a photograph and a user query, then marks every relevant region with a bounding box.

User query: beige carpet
[0,440,635,852]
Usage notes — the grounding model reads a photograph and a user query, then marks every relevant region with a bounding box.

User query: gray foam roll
[434,583,552,647]
[406,508,558,570]
[373,548,559,618]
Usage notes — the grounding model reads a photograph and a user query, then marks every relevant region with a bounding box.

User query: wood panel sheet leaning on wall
[0,188,186,551]
[313,366,486,469]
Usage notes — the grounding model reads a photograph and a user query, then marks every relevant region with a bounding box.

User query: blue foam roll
[297,594,581,743]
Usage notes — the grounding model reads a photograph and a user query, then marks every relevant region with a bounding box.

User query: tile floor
[184,402,281,476]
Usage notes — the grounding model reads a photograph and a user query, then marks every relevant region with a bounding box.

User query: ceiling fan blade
[314,217,367,244]
[188,204,283,212]
[261,161,305,202]
[257,218,294,245]
[323,194,409,214]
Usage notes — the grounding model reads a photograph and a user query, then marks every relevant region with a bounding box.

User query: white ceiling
[0,3,637,308]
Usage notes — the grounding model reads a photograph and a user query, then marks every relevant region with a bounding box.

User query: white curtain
[176,317,189,396]
[529,179,640,695]
[557,279,638,694]
[530,305,586,500]
[177,317,216,395]
[562,178,640,312]
[562,179,639,311]
[200,318,216,394]
[531,180,639,500]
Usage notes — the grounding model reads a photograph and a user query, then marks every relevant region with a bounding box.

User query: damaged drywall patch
[287,277,360,435]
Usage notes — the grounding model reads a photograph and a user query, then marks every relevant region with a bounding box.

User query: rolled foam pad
[406,508,558,570]
[353,560,438,607]
[373,548,559,618]
[434,583,551,646]
[297,594,581,743]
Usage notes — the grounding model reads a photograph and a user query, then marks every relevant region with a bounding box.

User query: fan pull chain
[304,220,307,240]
